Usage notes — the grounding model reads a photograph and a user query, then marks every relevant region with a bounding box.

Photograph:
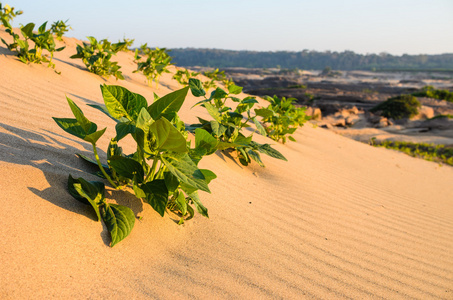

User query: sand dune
[0,31,452,299]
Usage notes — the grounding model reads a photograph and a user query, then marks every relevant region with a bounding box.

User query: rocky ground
[191,67,453,146]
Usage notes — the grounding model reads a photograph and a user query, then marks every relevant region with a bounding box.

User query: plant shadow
[0,123,143,241]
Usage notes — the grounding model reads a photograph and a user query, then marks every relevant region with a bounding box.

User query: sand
[1,30,452,299]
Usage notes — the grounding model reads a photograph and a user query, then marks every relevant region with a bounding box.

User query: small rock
[320,123,334,129]
[333,118,346,127]
[376,117,389,128]
[345,115,360,126]
[412,106,435,120]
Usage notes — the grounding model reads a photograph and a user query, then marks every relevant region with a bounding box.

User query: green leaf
[109,156,145,183]
[101,85,147,121]
[195,128,218,155]
[247,150,265,167]
[204,103,221,123]
[66,96,92,133]
[21,23,35,38]
[149,118,188,153]
[140,180,168,217]
[84,127,106,144]
[252,117,267,136]
[255,108,274,119]
[115,121,135,141]
[228,84,243,95]
[161,152,210,193]
[211,88,228,100]
[175,192,187,216]
[164,171,180,193]
[253,142,287,161]
[68,175,104,221]
[147,86,189,121]
[76,153,109,170]
[288,136,296,142]
[102,203,135,247]
[53,117,97,140]
[188,78,206,97]
[189,191,209,218]
[87,104,118,122]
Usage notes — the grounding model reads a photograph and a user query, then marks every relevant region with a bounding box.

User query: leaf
[66,96,92,133]
[253,142,287,161]
[211,88,228,100]
[252,117,267,136]
[53,117,97,140]
[149,118,188,153]
[115,121,136,141]
[68,175,104,221]
[102,203,135,247]
[21,23,35,38]
[247,150,265,167]
[255,108,274,119]
[147,86,189,121]
[161,152,210,193]
[175,192,187,216]
[141,180,168,217]
[228,84,243,95]
[76,153,109,170]
[189,191,209,218]
[84,127,106,144]
[195,128,218,155]
[204,103,221,123]
[87,104,118,122]
[109,156,145,183]
[101,85,147,121]
[164,171,180,193]
[288,136,296,142]
[188,78,206,97]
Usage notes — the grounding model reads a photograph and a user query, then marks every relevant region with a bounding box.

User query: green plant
[412,85,453,102]
[370,94,421,120]
[1,20,65,72]
[187,78,287,167]
[134,44,173,87]
[71,37,125,80]
[428,114,453,120]
[117,37,134,52]
[255,95,309,143]
[53,85,215,246]
[50,19,71,41]
[203,68,235,90]
[372,140,453,166]
[173,68,199,86]
[0,3,22,25]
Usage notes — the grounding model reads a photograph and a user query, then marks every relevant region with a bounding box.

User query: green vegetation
[203,68,235,90]
[0,3,22,24]
[255,95,309,143]
[134,44,173,87]
[187,78,287,167]
[1,20,65,72]
[173,68,200,85]
[169,48,453,71]
[428,114,453,120]
[118,37,134,52]
[53,85,216,246]
[50,19,71,41]
[412,85,453,102]
[371,139,453,166]
[71,37,125,80]
[370,94,421,120]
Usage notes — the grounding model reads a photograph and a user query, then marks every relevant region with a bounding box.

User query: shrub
[134,44,173,87]
[370,94,421,119]
[70,36,125,80]
[412,85,453,102]
[50,19,71,41]
[53,85,215,246]
[1,20,65,72]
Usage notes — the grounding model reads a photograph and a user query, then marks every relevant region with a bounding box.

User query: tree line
[169,48,453,71]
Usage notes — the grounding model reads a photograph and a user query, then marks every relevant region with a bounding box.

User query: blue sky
[5,0,453,55]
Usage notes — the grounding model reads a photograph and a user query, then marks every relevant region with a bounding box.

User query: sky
[5,0,453,55]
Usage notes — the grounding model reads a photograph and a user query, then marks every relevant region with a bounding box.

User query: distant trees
[169,48,453,71]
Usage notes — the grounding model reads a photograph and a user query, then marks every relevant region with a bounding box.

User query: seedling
[53,85,215,246]
[187,78,287,167]
[0,3,22,25]
[50,19,71,41]
[255,95,309,143]
[70,36,125,80]
[1,19,65,72]
[134,44,173,87]
[173,68,200,86]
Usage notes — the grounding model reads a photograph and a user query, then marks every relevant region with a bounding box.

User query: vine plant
[53,85,215,246]
[187,79,287,167]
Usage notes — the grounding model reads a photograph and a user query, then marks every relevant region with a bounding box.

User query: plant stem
[145,154,160,182]
[92,143,118,189]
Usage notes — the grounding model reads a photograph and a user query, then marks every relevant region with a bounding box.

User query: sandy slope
[0,31,452,299]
